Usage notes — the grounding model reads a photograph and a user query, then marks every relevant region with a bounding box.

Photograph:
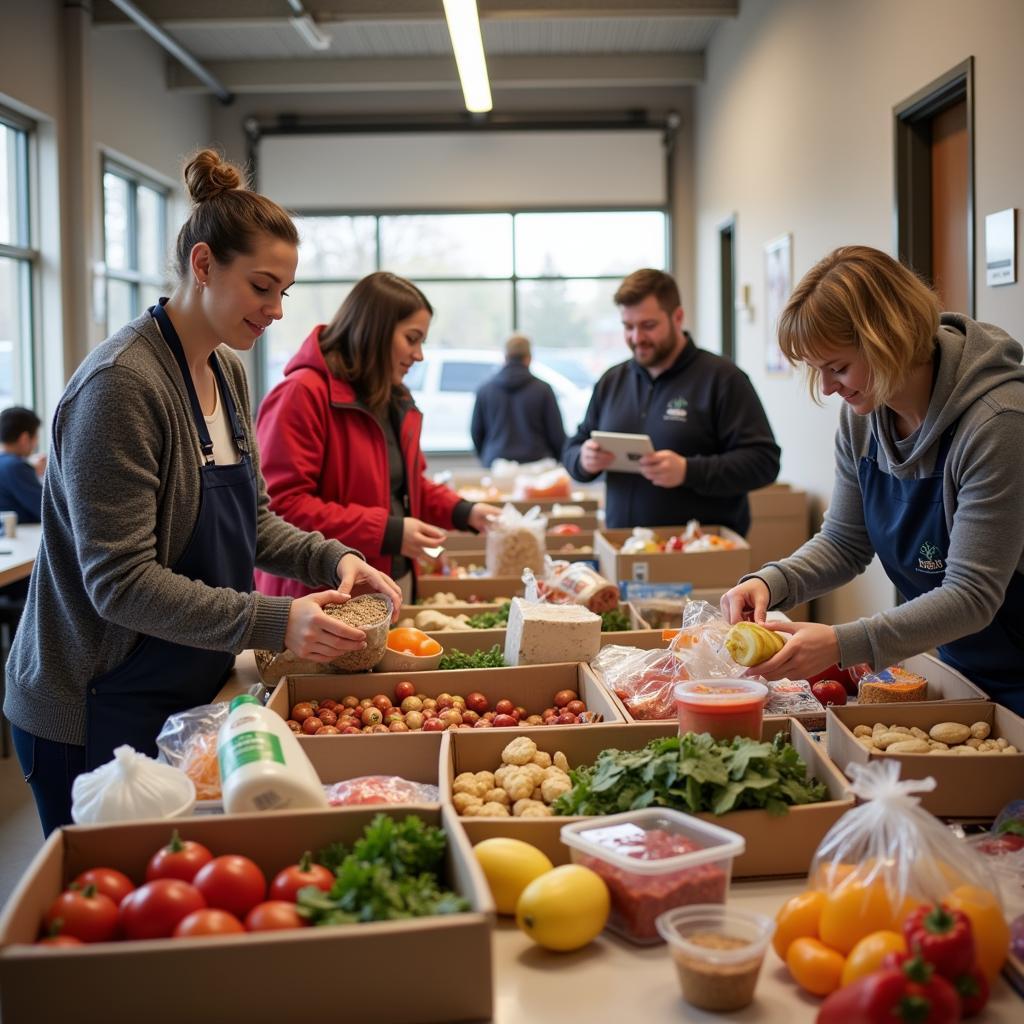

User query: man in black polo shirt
[564,269,780,533]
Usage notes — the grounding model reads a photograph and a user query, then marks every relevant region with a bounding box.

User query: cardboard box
[267,663,625,751]
[595,525,751,587]
[443,717,853,878]
[416,576,522,601]
[443,529,594,554]
[0,806,493,1024]
[746,484,812,620]
[408,601,506,616]
[826,701,1024,818]
[426,619,667,658]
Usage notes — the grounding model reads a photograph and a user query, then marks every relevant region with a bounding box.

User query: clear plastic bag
[765,678,823,716]
[156,693,262,802]
[514,466,572,501]
[526,558,619,613]
[325,776,440,806]
[810,760,1002,911]
[591,644,684,720]
[486,503,547,576]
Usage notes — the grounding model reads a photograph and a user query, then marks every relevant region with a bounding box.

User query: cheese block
[503,596,602,666]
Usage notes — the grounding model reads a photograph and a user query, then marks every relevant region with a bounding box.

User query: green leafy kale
[552,731,828,818]
[301,814,469,926]
[599,608,632,632]
[438,644,505,670]
[465,602,512,629]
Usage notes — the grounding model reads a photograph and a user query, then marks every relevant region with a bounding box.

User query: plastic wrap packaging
[514,466,573,501]
[325,775,440,807]
[531,558,619,613]
[765,678,823,716]
[810,760,1001,913]
[856,664,928,704]
[486,503,547,576]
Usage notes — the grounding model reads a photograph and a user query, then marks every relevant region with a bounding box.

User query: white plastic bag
[486,503,547,576]
[72,745,195,823]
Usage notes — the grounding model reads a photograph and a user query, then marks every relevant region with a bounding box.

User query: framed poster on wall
[764,233,793,375]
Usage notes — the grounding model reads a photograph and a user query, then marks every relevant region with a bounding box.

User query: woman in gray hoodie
[722,245,1024,714]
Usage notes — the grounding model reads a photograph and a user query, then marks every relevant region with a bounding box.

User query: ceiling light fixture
[286,0,332,52]
[443,0,492,114]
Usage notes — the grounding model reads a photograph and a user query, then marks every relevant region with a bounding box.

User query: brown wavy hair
[614,268,682,315]
[778,245,941,405]
[174,149,298,278]
[319,272,433,414]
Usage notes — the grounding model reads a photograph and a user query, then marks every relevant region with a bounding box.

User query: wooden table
[0,524,41,588]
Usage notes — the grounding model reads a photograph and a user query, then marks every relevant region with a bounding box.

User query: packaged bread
[536,560,619,614]
[857,665,928,704]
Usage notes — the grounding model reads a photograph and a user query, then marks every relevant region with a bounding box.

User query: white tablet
[590,431,655,474]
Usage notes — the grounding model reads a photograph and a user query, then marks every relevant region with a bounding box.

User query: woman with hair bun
[255,271,500,603]
[4,150,401,834]
[721,245,1024,713]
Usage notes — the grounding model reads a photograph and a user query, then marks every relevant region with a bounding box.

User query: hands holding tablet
[637,449,687,488]
[583,431,687,487]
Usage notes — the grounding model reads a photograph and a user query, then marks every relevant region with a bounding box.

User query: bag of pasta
[807,760,1002,956]
[486,503,547,576]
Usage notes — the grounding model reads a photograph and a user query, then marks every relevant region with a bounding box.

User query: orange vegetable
[773,890,826,959]
[945,884,1010,982]
[785,936,846,997]
[840,930,907,987]
[818,878,898,954]
[387,627,431,652]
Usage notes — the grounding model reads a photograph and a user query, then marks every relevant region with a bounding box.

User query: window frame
[0,105,39,410]
[101,159,170,334]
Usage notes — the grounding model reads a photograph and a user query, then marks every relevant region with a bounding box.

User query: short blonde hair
[777,245,941,405]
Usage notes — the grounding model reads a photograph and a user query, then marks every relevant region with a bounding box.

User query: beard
[629,333,678,367]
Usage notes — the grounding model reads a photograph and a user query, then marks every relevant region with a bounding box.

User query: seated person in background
[0,405,45,525]
[564,268,781,534]
[470,334,567,468]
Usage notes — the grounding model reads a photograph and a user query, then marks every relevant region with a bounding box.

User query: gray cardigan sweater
[4,312,357,746]
[752,315,1024,671]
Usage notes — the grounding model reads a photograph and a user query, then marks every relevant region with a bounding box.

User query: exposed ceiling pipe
[286,0,332,52]
[105,0,234,105]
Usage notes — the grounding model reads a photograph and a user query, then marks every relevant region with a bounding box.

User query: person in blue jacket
[470,335,567,467]
[0,406,45,524]
[564,269,780,533]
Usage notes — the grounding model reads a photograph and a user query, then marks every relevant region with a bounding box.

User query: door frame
[893,57,975,316]
[718,215,737,361]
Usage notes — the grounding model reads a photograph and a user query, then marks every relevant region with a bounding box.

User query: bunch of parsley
[298,814,469,925]
[552,731,828,818]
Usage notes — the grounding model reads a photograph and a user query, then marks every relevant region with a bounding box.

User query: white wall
[694,0,1024,627]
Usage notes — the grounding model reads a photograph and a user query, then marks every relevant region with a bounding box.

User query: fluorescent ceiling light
[443,0,492,113]
[290,13,331,52]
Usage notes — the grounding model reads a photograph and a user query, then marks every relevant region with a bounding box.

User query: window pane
[517,277,626,390]
[0,257,29,406]
[515,211,666,277]
[295,216,376,279]
[104,172,130,271]
[380,214,512,278]
[137,185,164,279]
[420,280,512,351]
[0,123,27,248]
[106,278,137,335]
[261,281,354,390]
[439,360,495,393]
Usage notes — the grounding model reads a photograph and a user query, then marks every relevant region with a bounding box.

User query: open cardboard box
[826,700,1024,818]
[442,717,853,879]
[0,806,493,1024]
[595,525,751,586]
[443,529,594,554]
[416,576,522,601]
[429,625,667,657]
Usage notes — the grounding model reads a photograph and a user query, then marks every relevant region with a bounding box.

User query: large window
[265,210,668,451]
[102,163,169,334]
[0,112,35,409]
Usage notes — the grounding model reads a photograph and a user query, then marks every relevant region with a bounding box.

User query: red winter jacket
[254,326,464,597]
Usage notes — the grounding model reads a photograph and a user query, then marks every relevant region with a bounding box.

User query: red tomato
[146,830,213,883]
[394,680,416,701]
[811,680,848,707]
[73,867,135,907]
[245,901,307,931]
[119,879,206,940]
[43,885,119,944]
[172,908,245,938]
[269,852,334,902]
[192,855,267,918]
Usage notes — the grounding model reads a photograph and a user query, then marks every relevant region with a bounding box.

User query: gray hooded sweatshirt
[752,314,1024,672]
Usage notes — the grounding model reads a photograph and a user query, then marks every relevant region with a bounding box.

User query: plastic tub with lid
[673,678,768,741]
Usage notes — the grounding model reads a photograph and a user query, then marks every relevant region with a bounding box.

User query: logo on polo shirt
[916,540,945,574]
[664,397,688,422]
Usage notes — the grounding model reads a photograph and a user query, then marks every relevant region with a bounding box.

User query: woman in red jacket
[255,271,499,601]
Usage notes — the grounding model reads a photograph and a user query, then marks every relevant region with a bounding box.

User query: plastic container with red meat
[560,809,745,945]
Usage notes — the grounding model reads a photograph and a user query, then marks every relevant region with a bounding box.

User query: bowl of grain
[253,593,393,683]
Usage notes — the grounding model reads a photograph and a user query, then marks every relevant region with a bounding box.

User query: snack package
[857,664,928,704]
[765,678,823,716]
[532,558,619,613]
[486,503,547,576]
[325,776,440,806]
[809,760,1001,916]
[514,466,572,501]
[621,527,661,555]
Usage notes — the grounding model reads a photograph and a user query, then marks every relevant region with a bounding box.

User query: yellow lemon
[515,864,610,952]
[473,838,553,916]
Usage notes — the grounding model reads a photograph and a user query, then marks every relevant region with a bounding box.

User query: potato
[885,739,931,754]
[929,722,972,745]
[875,731,913,749]
[853,725,874,738]
[970,721,991,740]
[909,726,930,742]
[965,738,983,749]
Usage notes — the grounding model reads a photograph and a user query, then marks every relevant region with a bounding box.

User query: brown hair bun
[183,149,244,204]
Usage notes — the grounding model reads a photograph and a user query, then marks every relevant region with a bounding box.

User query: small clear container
[674,679,768,741]
[560,808,745,945]
[657,904,774,1012]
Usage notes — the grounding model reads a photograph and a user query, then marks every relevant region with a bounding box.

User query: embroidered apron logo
[664,397,688,421]
[917,540,945,573]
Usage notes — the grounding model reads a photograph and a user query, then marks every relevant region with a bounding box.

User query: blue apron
[83,300,258,768]
[859,427,1024,714]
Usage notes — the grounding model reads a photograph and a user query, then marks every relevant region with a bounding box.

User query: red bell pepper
[816,955,961,1024]
[903,903,976,979]
[954,964,990,1018]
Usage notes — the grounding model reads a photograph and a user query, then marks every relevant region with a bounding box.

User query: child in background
[0,406,45,525]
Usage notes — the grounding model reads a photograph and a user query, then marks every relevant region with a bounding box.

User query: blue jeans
[12,724,86,836]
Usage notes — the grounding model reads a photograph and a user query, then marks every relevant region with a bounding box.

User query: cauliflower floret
[520,762,545,786]
[513,798,548,817]
[530,751,553,769]
[541,774,572,803]
[452,775,488,799]
[476,801,511,817]
[501,737,538,766]
[502,769,535,802]
[493,764,515,789]
[553,751,570,772]
[473,770,496,790]
[484,788,510,806]
[453,792,483,815]
[519,804,554,818]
